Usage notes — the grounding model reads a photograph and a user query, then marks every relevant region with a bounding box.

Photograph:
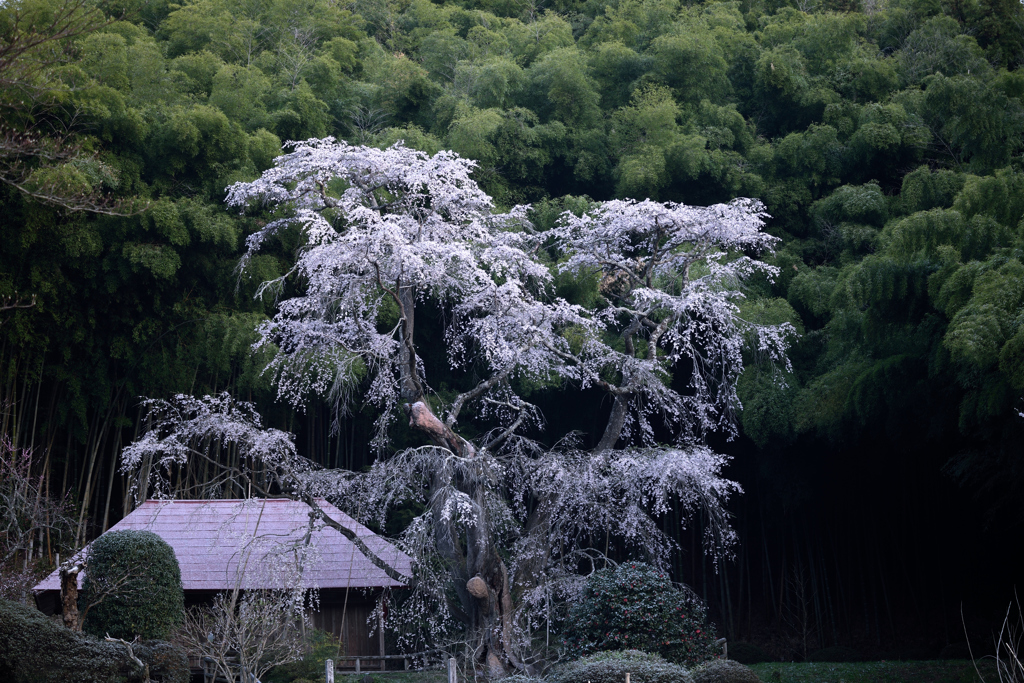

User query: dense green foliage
[263,629,342,683]
[563,563,718,665]
[80,530,184,640]
[0,598,187,683]
[690,660,762,683]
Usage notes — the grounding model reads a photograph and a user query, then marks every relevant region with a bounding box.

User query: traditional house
[34,498,412,658]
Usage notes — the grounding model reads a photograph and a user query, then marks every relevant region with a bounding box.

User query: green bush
[81,530,184,640]
[690,659,761,683]
[264,629,340,683]
[132,641,189,683]
[561,562,718,666]
[551,650,693,683]
[0,598,186,683]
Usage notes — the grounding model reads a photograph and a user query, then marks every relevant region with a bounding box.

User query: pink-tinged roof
[35,499,411,593]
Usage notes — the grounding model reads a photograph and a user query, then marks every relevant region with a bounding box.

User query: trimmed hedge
[499,675,547,683]
[691,660,761,683]
[81,529,184,640]
[0,598,187,683]
[550,650,694,683]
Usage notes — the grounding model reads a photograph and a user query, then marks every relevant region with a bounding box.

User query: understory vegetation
[0,598,189,683]
[261,657,1001,683]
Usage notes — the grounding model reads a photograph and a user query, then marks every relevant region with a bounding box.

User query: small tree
[81,530,184,640]
[183,590,309,683]
[562,562,717,666]
[179,532,315,683]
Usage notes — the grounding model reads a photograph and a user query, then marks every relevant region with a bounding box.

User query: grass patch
[334,672,447,683]
[748,660,997,683]
[274,660,1001,683]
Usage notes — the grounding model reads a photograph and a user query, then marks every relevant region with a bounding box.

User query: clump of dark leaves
[690,659,762,683]
[561,562,718,666]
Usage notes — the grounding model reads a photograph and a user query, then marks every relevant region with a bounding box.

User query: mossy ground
[333,672,448,683]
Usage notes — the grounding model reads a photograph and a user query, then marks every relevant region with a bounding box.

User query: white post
[626,673,630,683]
[326,659,334,683]
[448,657,457,683]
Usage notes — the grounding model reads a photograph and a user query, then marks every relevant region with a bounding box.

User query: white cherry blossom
[124,141,793,674]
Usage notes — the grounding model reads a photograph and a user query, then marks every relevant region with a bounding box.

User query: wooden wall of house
[310,595,383,657]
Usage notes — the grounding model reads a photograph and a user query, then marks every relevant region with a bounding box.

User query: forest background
[1,0,1022,662]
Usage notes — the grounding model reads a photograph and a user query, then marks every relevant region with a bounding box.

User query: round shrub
[690,659,761,683]
[562,562,718,666]
[551,650,693,683]
[81,529,184,640]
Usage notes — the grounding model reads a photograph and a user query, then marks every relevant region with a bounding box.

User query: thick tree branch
[299,494,411,586]
[406,401,475,458]
[446,367,514,427]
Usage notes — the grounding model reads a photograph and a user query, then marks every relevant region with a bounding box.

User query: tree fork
[405,401,476,459]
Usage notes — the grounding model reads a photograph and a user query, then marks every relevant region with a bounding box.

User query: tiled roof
[35,498,411,593]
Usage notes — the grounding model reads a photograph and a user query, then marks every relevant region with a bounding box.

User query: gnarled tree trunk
[405,397,521,676]
[60,561,82,631]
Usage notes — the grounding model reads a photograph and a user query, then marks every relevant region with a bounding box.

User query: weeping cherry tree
[120,139,793,675]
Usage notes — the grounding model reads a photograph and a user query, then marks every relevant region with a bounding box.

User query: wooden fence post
[326,659,334,683]
[448,657,457,683]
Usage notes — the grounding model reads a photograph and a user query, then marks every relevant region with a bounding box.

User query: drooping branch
[480,398,537,452]
[298,493,411,586]
[0,128,147,215]
[554,197,792,448]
